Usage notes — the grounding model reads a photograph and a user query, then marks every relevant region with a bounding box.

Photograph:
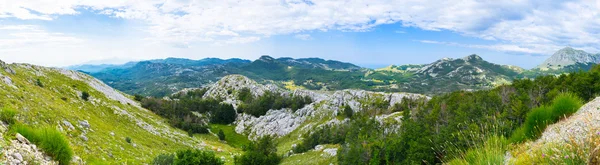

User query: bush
[174,149,223,165]
[125,137,132,143]
[151,153,175,165]
[510,93,583,142]
[81,91,90,101]
[134,94,144,102]
[218,130,225,141]
[210,104,236,124]
[294,124,348,153]
[446,136,508,165]
[13,125,73,165]
[36,78,44,87]
[343,105,353,118]
[235,136,281,165]
[0,108,17,124]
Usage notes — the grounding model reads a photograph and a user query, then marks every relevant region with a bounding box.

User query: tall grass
[12,125,73,165]
[446,136,509,165]
[510,93,583,143]
[0,108,17,124]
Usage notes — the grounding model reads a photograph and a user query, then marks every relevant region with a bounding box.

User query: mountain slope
[0,60,240,164]
[536,47,600,70]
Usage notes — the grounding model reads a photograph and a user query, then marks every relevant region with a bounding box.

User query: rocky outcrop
[207,75,427,140]
[0,122,57,165]
[58,69,139,106]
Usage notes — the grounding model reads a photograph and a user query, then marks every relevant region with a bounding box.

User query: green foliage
[293,124,348,153]
[36,78,44,87]
[235,136,281,165]
[151,153,175,165]
[238,90,312,117]
[140,88,238,134]
[446,136,509,165]
[173,149,224,165]
[511,93,583,142]
[0,108,17,124]
[13,125,73,165]
[209,124,251,148]
[134,94,144,102]
[217,129,225,141]
[342,105,353,118]
[81,91,90,101]
[210,104,236,124]
[125,137,132,143]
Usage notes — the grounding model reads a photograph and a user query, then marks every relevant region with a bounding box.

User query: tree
[218,130,226,141]
[343,105,353,118]
[81,91,90,101]
[134,94,144,102]
[174,149,224,165]
[235,136,281,165]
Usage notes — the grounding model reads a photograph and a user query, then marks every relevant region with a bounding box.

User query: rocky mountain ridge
[536,47,600,70]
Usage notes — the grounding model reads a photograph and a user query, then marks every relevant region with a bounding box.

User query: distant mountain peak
[462,54,483,62]
[536,47,599,70]
[258,55,276,61]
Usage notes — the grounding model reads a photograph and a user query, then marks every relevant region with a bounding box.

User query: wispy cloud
[294,34,313,40]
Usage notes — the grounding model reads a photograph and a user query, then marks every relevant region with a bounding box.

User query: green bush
[549,93,583,121]
[134,94,144,102]
[151,153,174,165]
[125,137,132,143]
[13,125,73,165]
[0,108,17,124]
[511,93,583,142]
[218,130,225,141]
[210,104,237,124]
[36,78,44,87]
[235,136,281,165]
[81,91,90,101]
[174,149,223,165]
[343,105,353,118]
[446,136,508,165]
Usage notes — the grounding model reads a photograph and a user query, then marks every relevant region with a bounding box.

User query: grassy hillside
[0,62,241,164]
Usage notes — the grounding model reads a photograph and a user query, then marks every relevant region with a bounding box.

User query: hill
[0,60,241,164]
[536,47,600,70]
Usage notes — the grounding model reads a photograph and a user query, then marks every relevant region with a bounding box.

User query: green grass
[280,144,338,165]
[0,108,17,124]
[208,124,250,148]
[12,125,73,165]
[446,136,508,165]
[0,63,243,164]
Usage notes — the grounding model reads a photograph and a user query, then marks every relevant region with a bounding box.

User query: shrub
[294,124,348,153]
[81,91,90,101]
[218,130,225,141]
[0,108,17,124]
[174,149,224,165]
[13,125,73,165]
[151,153,175,165]
[134,94,144,102]
[343,105,353,118]
[511,93,583,142]
[36,78,44,87]
[549,93,583,121]
[125,137,132,143]
[210,104,236,124]
[446,136,508,165]
[235,136,281,165]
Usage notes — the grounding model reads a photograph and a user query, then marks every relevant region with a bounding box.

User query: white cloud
[0,0,599,55]
[294,34,312,40]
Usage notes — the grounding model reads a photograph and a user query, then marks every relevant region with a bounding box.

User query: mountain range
[69,47,598,97]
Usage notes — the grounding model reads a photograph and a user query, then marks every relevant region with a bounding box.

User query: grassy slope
[0,64,240,164]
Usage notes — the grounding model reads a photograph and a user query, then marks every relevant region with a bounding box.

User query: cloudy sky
[1,0,599,68]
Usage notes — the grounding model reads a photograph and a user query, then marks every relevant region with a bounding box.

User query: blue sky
[1,1,599,69]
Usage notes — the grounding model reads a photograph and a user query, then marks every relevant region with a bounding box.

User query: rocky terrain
[536,47,600,70]
[201,75,426,140]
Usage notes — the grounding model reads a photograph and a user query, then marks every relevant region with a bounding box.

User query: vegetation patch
[12,125,73,165]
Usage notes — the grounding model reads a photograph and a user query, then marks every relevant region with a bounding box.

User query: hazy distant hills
[68,47,599,96]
